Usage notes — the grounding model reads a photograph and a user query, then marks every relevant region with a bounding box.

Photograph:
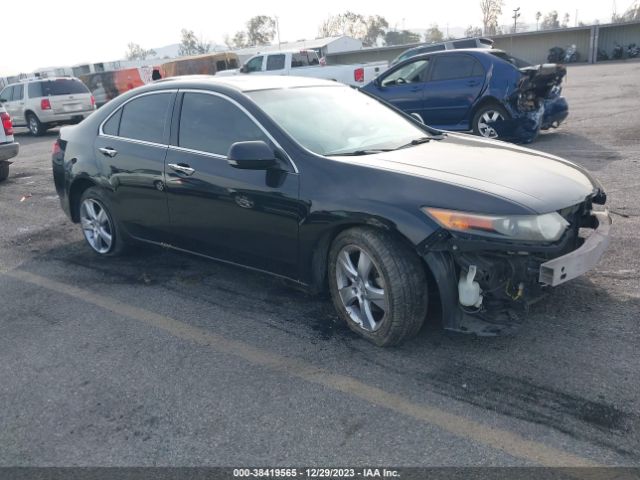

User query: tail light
[41,99,52,110]
[52,139,62,155]
[354,67,365,83]
[1,112,14,136]
[90,95,96,107]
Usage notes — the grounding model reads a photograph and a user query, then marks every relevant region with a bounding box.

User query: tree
[535,11,542,30]
[622,1,640,21]
[480,0,504,35]
[362,15,389,47]
[179,29,211,56]
[541,11,560,30]
[465,25,483,37]
[318,11,368,39]
[424,24,444,43]
[562,12,570,27]
[383,30,421,46]
[125,43,156,61]
[246,15,276,46]
[225,32,249,49]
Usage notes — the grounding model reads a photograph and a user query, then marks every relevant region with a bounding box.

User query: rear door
[422,53,485,128]
[40,79,93,114]
[0,86,19,124]
[94,90,176,240]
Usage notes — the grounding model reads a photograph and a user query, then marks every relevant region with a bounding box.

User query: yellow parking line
[6,269,599,467]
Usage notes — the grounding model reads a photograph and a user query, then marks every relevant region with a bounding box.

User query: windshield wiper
[393,136,438,150]
[326,148,394,156]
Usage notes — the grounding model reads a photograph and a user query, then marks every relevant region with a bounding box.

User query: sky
[0,0,628,76]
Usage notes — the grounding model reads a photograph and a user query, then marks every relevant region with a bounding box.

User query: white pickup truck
[216,50,387,87]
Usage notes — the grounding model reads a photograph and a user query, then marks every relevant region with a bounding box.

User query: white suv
[0,105,19,181]
[0,77,95,136]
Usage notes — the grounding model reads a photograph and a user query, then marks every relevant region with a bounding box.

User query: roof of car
[153,74,341,92]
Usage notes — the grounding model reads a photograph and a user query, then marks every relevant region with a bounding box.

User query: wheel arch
[469,96,509,125]
[308,219,429,295]
[68,177,98,223]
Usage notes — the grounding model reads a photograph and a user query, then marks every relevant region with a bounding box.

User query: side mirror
[410,112,424,123]
[227,141,277,170]
[240,65,248,73]
[0,98,7,103]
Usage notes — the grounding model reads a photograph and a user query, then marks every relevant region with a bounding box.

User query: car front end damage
[494,64,568,143]
[419,191,611,335]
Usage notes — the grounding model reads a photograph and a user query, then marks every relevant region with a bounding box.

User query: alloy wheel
[28,116,39,135]
[477,110,504,138]
[80,198,113,254]
[335,245,387,332]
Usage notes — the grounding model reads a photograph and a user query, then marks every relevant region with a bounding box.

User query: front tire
[27,113,46,136]
[328,227,428,347]
[472,104,509,139]
[79,187,128,256]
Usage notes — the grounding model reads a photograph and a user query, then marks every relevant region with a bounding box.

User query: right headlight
[422,208,569,242]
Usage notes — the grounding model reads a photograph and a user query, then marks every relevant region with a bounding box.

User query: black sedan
[52,76,611,346]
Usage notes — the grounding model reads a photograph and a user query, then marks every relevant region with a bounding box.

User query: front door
[372,58,431,119]
[165,91,301,278]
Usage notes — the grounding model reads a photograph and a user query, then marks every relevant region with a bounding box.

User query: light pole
[512,7,521,33]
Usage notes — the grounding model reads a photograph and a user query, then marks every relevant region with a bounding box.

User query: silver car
[0,77,95,136]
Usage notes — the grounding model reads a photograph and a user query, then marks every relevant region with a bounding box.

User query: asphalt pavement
[0,61,639,468]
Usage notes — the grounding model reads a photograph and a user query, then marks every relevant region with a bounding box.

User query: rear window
[291,52,319,68]
[453,39,478,49]
[30,79,89,98]
[267,54,286,71]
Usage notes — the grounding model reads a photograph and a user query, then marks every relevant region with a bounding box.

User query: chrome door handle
[98,147,118,157]
[168,163,195,175]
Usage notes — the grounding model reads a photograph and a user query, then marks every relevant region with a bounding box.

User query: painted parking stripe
[6,269,599,467]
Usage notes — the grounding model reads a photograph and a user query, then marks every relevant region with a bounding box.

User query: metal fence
[325,20,640,67]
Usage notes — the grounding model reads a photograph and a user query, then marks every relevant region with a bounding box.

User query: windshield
[247,86,427,156]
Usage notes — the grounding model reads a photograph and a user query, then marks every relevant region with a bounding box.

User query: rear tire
[27,113,45,136]
[472,104,510,139]
[0,163,9,182]
[78,187,129,256]
[328,227,428,347]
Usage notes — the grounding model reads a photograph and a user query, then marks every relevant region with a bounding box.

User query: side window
[14,85,24,101]
[430,55,479,81]
[266,54,286,71]
[216,60,227,71]
[178,92,269,156]
[381,59,429,87]
[291,53,311,68]
[453,39,478,49]
[245,56,263,73]
[28,82,43,98]
[102,108,122,136]
[0,86,12,101]
[118,93,172,144]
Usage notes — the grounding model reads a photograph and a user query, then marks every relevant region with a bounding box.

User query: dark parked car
[389,37,494,66]
[52,76,610,346]
[362,49,569,143]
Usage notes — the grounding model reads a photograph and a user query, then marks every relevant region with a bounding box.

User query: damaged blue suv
[362,49,568,143]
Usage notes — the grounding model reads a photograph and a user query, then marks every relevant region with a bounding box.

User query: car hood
[331,134,599,214]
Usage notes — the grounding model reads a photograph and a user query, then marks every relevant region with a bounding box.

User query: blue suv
[362,49,569,143]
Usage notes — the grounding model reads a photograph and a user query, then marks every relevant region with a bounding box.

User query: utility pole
[512,7,521,33]
[275,15,281,48]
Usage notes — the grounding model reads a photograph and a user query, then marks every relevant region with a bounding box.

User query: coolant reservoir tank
[458,265,483,308]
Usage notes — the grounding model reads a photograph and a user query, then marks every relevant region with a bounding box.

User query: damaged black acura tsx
[52,76,611,346]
